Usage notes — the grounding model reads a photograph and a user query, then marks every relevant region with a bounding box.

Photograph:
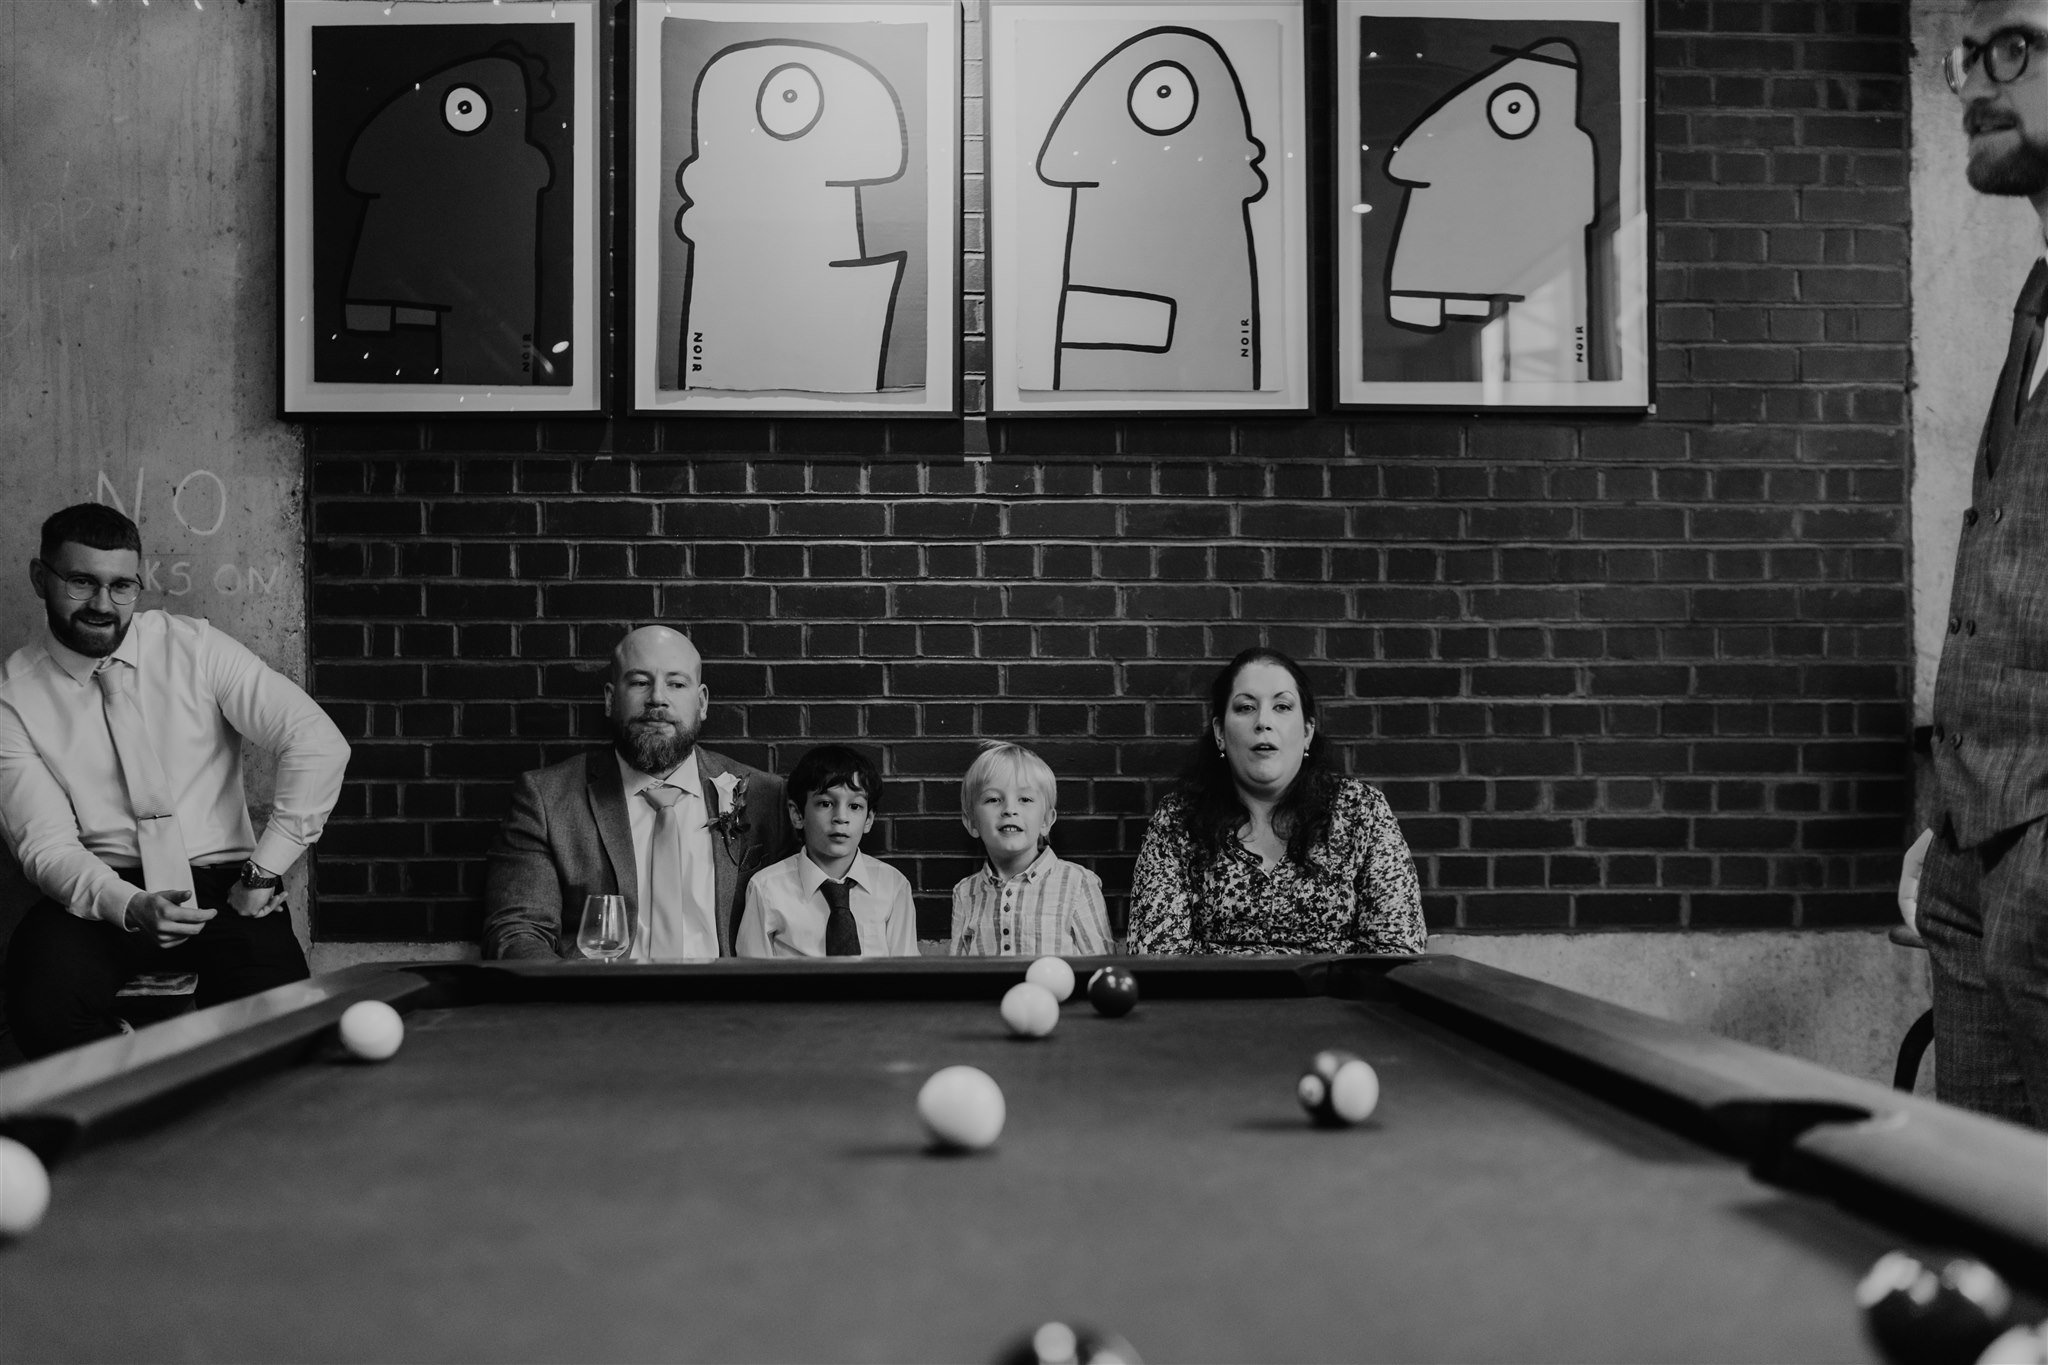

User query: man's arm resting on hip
[204,622,352,876]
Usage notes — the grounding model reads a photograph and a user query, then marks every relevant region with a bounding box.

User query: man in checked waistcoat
[1904,2,2048,1129]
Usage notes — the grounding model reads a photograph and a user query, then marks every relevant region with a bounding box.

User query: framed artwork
[630,0,961,415]
[280,0,602,415]
[987,0,1310,415]
[1334,0,1650,409]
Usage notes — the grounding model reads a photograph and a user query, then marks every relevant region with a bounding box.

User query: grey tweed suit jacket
[1930,327,2048,850]
[482,747,790,959]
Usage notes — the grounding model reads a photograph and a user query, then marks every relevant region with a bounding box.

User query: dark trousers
[2,864,309,1060]
[1918,821,2048,1129]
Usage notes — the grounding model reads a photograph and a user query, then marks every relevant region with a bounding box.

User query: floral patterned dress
[1127,779,1426,956]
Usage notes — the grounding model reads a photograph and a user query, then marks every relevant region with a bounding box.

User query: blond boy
[950,742,1112,957]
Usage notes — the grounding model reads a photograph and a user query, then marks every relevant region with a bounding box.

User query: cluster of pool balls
[1858,1250,2048,1364]
[0,998,406,1241]
[913,956,1382,1155]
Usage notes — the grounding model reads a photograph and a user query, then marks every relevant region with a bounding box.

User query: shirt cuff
[251,831,308,880]
[94,874,147,928]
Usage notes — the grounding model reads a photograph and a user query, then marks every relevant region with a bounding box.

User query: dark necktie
[821,879,861,957]
[1986,258,2048,477]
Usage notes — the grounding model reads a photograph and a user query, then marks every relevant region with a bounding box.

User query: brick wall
[305,0,1912,943]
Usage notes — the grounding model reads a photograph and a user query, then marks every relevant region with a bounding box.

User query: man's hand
[227,881,280,919]
[124,890,215,949]
[1898,827,1934,935]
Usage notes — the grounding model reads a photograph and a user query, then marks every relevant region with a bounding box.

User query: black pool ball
[1857,1251,2015,1365]
[1086,966,1139,1017]
[1296,1048,1380,1127]
[992,1321,1142,1365]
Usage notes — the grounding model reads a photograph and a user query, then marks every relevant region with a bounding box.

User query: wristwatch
[238,860,283,891]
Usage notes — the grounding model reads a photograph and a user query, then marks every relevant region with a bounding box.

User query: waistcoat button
[1949,617,1962,634]
[1966,619,1978,635]
[1965,507,1980,527]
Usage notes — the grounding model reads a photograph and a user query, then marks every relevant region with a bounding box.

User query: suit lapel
[697,748,739,955]
[585,751,639,938]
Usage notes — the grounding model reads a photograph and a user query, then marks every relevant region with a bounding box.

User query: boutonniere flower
[708,772,749,856]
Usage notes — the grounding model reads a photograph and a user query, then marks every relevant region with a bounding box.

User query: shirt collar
[617,746,703,801]
[982,845,1057,887]
[799,848,873,897]
[43,613,142,687]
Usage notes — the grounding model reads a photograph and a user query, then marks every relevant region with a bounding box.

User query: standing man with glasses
[1900,5,2048,1129]
[0,503,351,1058]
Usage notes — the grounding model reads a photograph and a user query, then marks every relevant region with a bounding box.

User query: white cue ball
[917,1065,1006,1151]
[338,1000,405,1062]
[1024,955,1076,1002]
[1981,1322,2048,1365]
[1326,1058,1380,1123]
[0,1136,50,1238]
[1000,982,1061,1039]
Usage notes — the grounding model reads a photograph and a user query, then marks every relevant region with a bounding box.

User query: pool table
[1,954,2044,1362]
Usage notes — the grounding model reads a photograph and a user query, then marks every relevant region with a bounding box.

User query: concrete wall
[0,2,308,936]
[1434,927,1932,1092]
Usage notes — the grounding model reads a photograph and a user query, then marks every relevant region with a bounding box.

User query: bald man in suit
[483,626,790,960]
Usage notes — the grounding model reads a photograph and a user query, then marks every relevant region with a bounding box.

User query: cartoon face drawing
[343,50,555,386]
[1037,27,1268,391]
[1383,38,1595,381]
[676,41,907,392]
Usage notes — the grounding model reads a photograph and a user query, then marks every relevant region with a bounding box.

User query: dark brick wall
[305,0,1912,942]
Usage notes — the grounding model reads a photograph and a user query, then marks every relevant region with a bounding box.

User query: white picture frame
[1334,0,1650,410]
[281,0,602,415]
[630,0,962,415]
[987,0,1310,415]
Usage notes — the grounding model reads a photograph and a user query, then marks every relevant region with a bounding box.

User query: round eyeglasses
[36,562,141,605]
[1947,26,2048,95]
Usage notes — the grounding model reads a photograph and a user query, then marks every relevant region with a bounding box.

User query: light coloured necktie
[96,661,195,899]
[639,783,690,960]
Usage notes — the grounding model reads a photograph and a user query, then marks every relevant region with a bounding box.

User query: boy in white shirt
[950,741,1113,957]
[736,744,918,957]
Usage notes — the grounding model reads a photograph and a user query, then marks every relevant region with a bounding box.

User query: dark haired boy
[735,744,917,957]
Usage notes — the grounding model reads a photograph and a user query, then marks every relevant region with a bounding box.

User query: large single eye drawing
[443,85,490,135]
[1486,83,1538,139]
[758,63,824,140]
[1127,60,1197,136]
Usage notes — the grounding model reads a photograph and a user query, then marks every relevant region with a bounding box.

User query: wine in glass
[576,894,632,962]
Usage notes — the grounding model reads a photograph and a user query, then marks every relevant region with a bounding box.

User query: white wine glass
[576,894,632,962]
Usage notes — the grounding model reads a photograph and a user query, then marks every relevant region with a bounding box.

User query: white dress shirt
[616,749,719,960]
[0,610,351,925]
[735,849,918,958]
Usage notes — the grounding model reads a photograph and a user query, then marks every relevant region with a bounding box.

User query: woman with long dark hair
[1127,648,1425,955]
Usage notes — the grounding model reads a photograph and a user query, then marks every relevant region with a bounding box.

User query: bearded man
[1900,5,2048,1128]
[0,502,350,1057]
[483,625,790,960]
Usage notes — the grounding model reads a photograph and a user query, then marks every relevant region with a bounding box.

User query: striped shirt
[950,847,1113,958]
